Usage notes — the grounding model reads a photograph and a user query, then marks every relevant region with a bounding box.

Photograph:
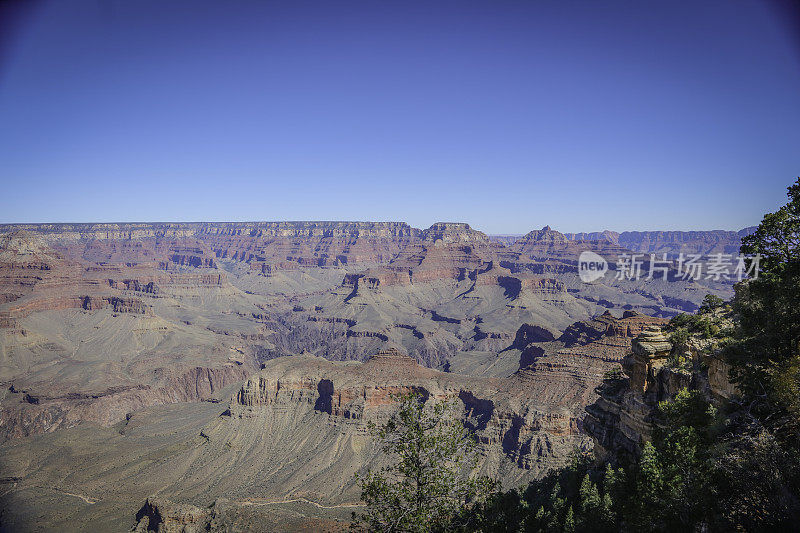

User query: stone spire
[632,326,672,357]
[628,326,672,396]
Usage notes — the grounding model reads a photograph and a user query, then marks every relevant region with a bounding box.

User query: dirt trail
[239,497,364,510]
[55,489,98,504]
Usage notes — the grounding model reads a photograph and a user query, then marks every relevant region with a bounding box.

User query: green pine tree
[352,392,495,532]
[563,506,575,533]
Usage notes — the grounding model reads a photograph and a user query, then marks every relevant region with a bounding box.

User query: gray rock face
[632,326,673,356]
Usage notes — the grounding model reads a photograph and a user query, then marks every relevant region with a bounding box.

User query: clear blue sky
[1,0,798,233]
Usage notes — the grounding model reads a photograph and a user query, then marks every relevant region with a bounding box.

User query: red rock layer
[233,350,587,472]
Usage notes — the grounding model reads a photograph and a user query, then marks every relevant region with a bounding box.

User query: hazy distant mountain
[563,227,757,256]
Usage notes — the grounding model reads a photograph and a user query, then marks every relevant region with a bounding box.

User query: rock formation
[584,319,739,460]
[583,326,676,459]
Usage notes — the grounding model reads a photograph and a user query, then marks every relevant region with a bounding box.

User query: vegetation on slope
[465,178,800,532]
[357,178,800,531]
[352,393,495,532]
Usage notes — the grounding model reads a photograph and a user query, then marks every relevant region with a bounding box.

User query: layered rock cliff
[584,319,738,460]
[0,364,250,442]
[227,349,589,483]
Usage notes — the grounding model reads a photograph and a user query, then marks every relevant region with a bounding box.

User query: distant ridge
[563,227,757,256]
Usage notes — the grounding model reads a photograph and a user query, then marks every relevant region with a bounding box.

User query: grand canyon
[0,221,748,530]
[3,0,798,530]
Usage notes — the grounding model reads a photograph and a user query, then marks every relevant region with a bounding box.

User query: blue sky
[0,0,798,233]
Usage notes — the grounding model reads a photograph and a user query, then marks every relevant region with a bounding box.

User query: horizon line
[0,220,757,235]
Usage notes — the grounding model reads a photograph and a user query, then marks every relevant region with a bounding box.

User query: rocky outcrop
[512,324,557,347]
[583,326,676,459]
[81,295,151,314]
[626,327,672,394]
[507,314,668,428]
[342,269,411,290]
[134,497,211,532]
[706,354,737,401]
[420,222,491,244]
[582,323,739,461]
[168,246,216,268]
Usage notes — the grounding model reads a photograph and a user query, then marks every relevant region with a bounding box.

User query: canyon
[0,221,744,530]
